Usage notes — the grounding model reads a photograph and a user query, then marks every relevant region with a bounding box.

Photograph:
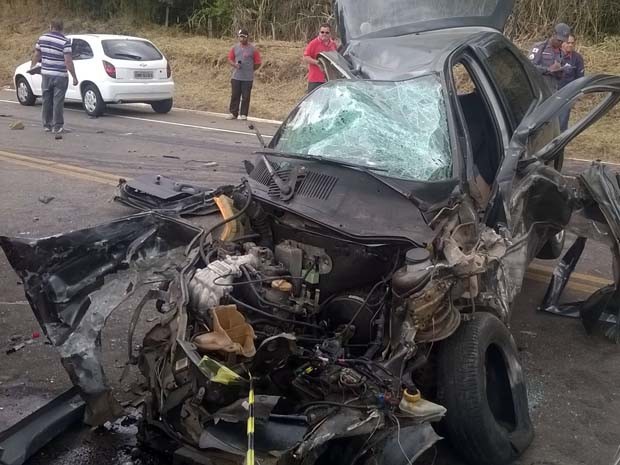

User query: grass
[1,11,619,162]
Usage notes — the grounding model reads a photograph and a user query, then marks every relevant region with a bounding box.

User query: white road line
[111,113,273,138]
[0,98,272,139]
[2,87,283,124]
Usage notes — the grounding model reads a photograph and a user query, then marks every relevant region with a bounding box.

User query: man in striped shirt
[31,19,78,137]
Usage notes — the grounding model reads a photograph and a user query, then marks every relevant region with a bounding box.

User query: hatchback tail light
[166,62,172,78]
[103,60,116,78]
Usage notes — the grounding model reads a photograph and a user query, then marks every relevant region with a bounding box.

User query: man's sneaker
[52,127,69,134]
[239,115,248,121]
[225,114,237,120]
[44,127,52,132]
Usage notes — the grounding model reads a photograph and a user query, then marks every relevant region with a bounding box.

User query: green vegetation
[5,0,620,41]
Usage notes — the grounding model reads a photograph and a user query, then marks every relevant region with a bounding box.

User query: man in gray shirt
[226,29,262,120]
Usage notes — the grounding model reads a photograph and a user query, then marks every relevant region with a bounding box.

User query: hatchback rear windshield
[102,39,163,61]
[337,0,502,38]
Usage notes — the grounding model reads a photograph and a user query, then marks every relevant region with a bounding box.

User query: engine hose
[240,266,299,314]
[363,308,385,360]
[227,294,323,330]
[401,354,428,391]
[233,190,273,248]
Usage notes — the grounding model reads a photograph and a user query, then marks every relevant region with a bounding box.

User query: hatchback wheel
[437,312,534,465]
[82,83,106,117]
[16,76,36,106]
[151,98,173,114]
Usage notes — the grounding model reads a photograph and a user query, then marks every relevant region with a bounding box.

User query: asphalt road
[0,89,619,465]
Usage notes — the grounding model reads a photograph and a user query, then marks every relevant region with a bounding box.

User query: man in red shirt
[303,23,337,93]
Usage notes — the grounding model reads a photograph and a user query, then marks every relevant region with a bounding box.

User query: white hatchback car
[14,34,175,116]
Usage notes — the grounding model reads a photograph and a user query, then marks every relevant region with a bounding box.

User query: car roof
[68,34,151,42]
[342,27,505,80]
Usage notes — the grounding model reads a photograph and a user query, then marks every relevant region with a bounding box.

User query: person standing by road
[303,23,337,93]
[226,29,262,121]
[31,19,78,139]
[558,34,585,130]
[528,23,571,92]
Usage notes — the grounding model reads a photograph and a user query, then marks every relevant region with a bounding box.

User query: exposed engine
[127,184,471,463]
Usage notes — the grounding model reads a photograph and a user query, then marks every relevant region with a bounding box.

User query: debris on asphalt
[38,196,55,205]
[185,159,219,168]
[162,155,180,159]
[9,121,24,130]
[6,343,25,354]
[32,331,40,339]
[0,114,13,117]
[96,130,105,133]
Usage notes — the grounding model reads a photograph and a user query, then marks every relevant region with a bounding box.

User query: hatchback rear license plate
[134,71,153,79]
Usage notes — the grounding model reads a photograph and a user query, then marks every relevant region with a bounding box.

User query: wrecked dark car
[2,1,620,465]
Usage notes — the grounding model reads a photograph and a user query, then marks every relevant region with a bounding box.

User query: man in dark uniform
[558,34,585,130]
[528,23,571,92]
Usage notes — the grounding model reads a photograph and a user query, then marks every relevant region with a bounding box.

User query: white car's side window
[72,39,94,60]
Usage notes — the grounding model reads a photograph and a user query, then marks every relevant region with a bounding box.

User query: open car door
[483,73,620,342]
[491,73,620,224]
[335,0,514,43]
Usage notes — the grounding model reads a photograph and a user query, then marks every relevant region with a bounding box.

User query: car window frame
[71,38,94,61]
[445,49,510,190]
[476,40,539,131]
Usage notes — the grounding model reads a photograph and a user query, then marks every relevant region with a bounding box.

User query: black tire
[151,98,173,114]
[81,83,106,117]
[16,76,36,106]
[437,312,533,465]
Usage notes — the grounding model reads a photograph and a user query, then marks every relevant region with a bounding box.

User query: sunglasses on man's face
[320,31,330,34]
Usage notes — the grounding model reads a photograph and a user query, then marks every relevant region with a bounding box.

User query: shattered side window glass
[273,76,452,181]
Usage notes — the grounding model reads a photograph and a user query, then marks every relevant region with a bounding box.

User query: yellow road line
[0,149,122,186]
[528,263,613,287]
[525,271,603,295]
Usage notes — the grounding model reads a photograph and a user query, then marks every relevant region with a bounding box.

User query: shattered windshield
[337,0,501,38]
[272,76,452,181]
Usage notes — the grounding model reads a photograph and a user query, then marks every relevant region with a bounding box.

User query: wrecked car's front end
[1,77,537,465]
[3,29,620,465]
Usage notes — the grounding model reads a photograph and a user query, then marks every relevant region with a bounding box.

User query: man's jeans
[41,75,68,131]
[229,79,253,117]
